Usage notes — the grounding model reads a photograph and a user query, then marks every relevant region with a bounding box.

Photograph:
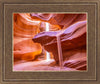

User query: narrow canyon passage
[13,13,87,71]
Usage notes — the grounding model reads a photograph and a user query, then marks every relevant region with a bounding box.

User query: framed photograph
[0,0,100,84]
[13,13,87,72]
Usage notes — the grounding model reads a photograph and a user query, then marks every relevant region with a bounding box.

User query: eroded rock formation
[32,13,87,70]
[13,13,87,71]
[31,13,86,28]
[13,13,42,61]
[13,13,61,61]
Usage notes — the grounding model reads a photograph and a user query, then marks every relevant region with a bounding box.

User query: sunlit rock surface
[14,13,41,38]
[14,38,42,61]
[13,13,42,61]
[31,13,86,28]
[14,13,87,71]
[13,59,77,71]
[32,13,87,70]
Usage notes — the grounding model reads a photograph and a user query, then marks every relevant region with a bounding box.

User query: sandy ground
[13,59,77,71]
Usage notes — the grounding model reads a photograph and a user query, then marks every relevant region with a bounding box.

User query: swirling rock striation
[32,13,87,70]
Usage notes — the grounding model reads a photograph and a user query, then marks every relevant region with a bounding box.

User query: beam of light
[45,22,50,61]
[46,22,49,31]
[46,51,51,61]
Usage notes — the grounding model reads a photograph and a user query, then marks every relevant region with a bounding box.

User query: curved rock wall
[13,13,42,61]
[14,13,87,70]
[32,13,87,70]
[13,13,61,61]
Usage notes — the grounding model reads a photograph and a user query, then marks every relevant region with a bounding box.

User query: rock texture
[13,13,42,61]
[40,22,61,31]
[14,13,87,71]
[31,13,86,28]
[32,13,87,70]
[13,13,61,61]
[14,13,40,38]
[14,38,42,61]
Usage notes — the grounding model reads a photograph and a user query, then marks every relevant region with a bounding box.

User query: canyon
[13,13,87,71]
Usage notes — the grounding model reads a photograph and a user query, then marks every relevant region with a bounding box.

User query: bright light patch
[46,22,50,61]
[46,52,50,61]
[46,22,49,31]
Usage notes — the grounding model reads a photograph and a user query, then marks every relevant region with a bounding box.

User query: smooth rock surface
[32,14,87,70]
[14,13,87,71]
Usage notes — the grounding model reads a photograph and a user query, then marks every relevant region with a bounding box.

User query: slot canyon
[13,13,87,71]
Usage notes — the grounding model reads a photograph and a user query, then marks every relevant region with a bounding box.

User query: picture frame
[0,0,99,84]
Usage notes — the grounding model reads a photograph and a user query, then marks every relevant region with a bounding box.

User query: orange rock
[14,13,87,70]
[21,49,42,61]
[13,13,42,61]
[40,22,61,31]
[30,13,86,28]
[14,38,42,61]
[32,20,87,70]
[14,13,40,38]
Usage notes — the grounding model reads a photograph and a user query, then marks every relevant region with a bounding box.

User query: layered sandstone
[13,13,42,61]
[14,13,87,71]
[32,13,87,70]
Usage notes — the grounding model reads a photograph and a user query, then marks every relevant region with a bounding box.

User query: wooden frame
[0,0,99,84]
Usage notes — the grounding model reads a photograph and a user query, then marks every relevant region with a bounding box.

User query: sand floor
[13,59,77,71]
